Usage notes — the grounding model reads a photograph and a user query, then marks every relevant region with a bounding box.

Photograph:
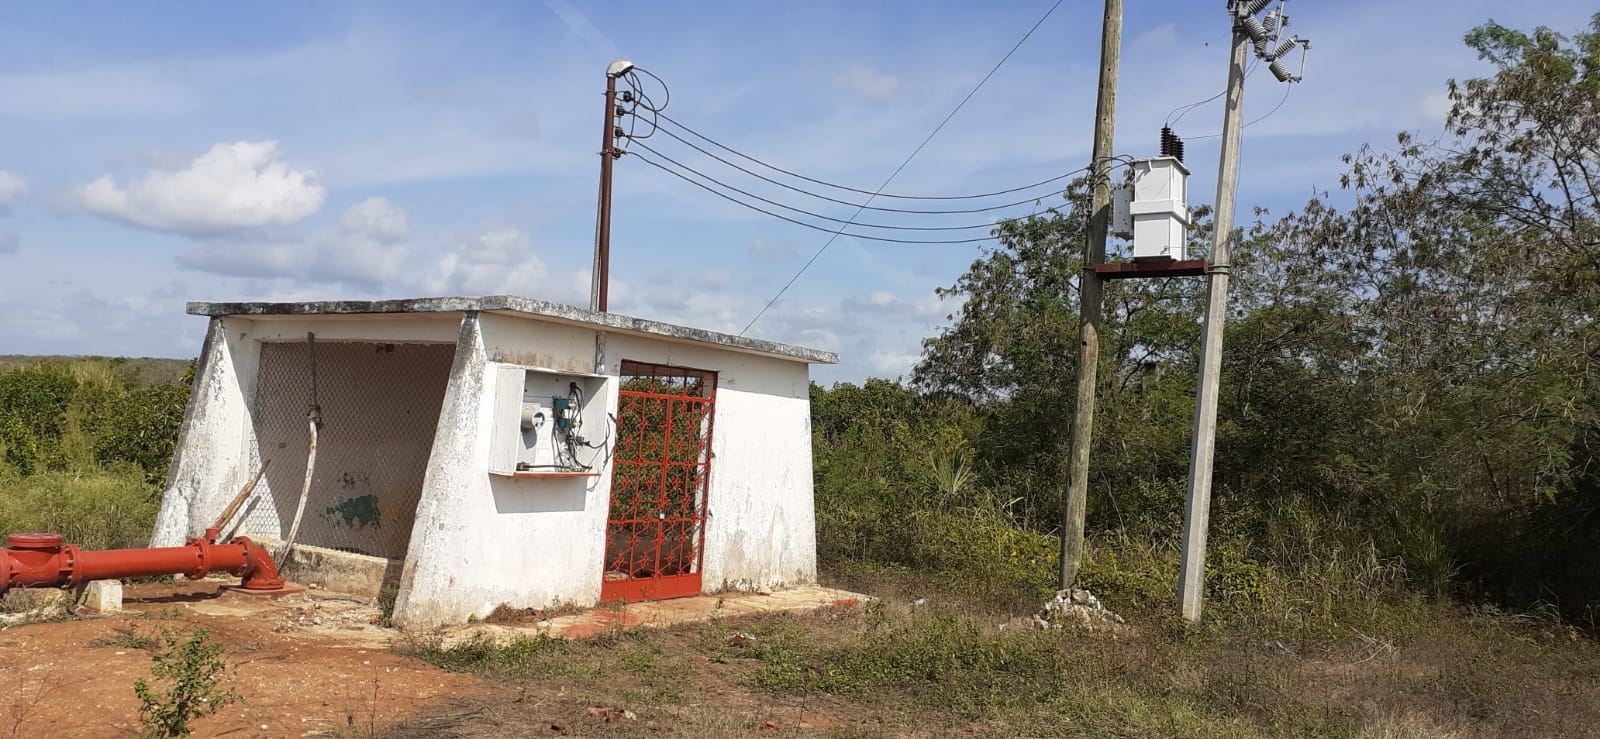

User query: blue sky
[0,0,1593,383]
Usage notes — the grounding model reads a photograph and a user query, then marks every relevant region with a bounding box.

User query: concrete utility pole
[1061,0,1121,589]
[1177,0,1308,623]
[1177,15,1250,623]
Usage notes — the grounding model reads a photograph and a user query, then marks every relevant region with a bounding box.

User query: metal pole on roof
[590,61,631,313]
[1059,0,1121,590]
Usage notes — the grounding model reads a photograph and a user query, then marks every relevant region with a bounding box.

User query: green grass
[0,465,160,549]
[400,571,1600,738]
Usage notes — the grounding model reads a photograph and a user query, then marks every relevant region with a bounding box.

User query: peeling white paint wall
[152,318,252,546]
[159,308,821,629]
[154,314,462,548]
[392,320,819,627]
[393,312,618,626]
[601,334,817,593]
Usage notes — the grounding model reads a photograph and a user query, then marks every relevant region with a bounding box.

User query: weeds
[133,627,240,738]
[341,664,384,738]
[92,626,157,650]
[407,632,573,676]
[375,585,398,628]
[4,664,59,739]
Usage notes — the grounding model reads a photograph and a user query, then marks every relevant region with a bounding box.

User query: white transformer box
[1110,156,1191,261]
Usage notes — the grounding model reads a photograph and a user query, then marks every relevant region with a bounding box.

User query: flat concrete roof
[187,295,839,365]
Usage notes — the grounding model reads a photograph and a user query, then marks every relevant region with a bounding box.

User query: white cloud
[833,65,901,100]
[417,227,561,298]
[74,141,326,234]
[176,197,409,285]
[0,65,195,118]
[868,349,921,377]
[0,233,18,254]
[177,197,588,304]
[337,196,411,245]
[0,170,27,210]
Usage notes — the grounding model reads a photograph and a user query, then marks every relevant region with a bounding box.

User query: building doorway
[601,360,717,602]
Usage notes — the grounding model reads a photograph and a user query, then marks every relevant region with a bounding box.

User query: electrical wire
[620,71,662,141]
[655,111,1085,203]
[640,124,1080,215]
[740,0,1068,335]
[632,140,1061,232]
[1165,58,1260,128]
[632,152,1039,245]
[1187,81,1292,141]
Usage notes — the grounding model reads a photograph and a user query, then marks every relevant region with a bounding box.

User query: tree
[1261,14,1600,608]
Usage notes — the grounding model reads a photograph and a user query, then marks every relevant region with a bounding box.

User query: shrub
[0,466,160,549]
[133,628,240,738]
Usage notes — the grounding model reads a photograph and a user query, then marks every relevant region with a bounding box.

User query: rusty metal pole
[1060,0,1122,589]
[590,65,625,313]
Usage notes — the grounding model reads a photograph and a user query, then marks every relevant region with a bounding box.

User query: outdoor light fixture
[606,59,635,78]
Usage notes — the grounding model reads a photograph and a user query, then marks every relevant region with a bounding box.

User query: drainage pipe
[0,529,288,595]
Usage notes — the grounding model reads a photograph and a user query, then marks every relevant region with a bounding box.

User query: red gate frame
[600,360,717,602]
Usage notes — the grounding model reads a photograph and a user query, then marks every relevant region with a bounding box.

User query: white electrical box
[489,363,611,477]
[1111,183,1134,239]
[1127,156,1191,260]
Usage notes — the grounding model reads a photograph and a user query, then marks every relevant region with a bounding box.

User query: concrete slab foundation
[440,585,868,646]
[261,539,401,598]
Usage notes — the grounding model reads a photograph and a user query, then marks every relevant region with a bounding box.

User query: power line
[1164,58,1260,127]
[632,139,1070,230]
[640,124,1077,215]
[656,111,1081,203]
[632,152,1046,244]
[741,0,1068,335]
[1188,81,1292,140]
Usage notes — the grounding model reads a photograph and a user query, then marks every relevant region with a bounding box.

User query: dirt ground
[1,580,462,738]
[7,577,1599,738]
[0,581,891,739]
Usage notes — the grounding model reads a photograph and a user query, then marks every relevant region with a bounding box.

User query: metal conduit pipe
[0,528,289,595]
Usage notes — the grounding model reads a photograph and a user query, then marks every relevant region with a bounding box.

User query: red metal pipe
[1,529,286,594]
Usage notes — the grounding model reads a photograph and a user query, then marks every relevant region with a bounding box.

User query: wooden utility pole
[1177,16,1250,622]
[1061,0,1122,589]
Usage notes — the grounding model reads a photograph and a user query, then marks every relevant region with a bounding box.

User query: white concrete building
[150,296,836,627]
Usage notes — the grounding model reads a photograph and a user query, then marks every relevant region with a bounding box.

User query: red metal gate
[601,361,717,602]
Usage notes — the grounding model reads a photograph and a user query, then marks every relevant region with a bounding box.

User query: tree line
[814,16,1600,625]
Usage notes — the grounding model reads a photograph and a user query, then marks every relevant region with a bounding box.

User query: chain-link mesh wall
[239,341,454,561]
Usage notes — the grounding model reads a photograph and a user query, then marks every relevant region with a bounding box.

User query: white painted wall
[152,318,252,546]
[393,316,818,626]
[154,313,462,549]
[158,308,820,628]
[601,334,817,592]
[393,313,619,626]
